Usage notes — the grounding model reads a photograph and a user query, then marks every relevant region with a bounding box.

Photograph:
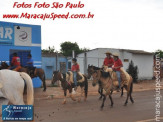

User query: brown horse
[52,71,88,104]
[0,61,46,91]
[87,65,124,99]
[92,69,134,110]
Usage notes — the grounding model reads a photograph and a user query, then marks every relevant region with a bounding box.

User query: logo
[2,105,33,121]
[19,31,28,42]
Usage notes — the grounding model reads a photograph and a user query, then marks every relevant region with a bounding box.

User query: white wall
[132,54,153,79]
[77,48,153,80]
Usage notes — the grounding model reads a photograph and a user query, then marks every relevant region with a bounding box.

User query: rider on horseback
[71,58,80,91]
[103,51,114,68]
[26,54,35,77]
[10,53,21,70]
[112,53,123,92]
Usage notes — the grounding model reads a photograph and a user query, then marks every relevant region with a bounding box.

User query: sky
[0,0,163,52]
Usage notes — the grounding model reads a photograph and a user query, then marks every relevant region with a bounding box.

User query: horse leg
[42,74,46,92]
[98,86,103,100]
[124,88,129,106]
[69,88,76,101]
[62,90,67,104]
[78,86,84,102]
[109,94,114,107]
[129,82,134,103]
[100,93,106,110]
[110,89,113,95]
[121,87,124,97]
[130,93,134,103]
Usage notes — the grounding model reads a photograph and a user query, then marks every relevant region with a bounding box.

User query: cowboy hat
[105,51,112,54]
[112,53,120,57]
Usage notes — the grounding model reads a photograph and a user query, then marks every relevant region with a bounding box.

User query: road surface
[33,90,163,122]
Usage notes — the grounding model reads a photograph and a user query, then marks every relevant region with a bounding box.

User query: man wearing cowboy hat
[112,53,123,91]
[103,51,114,68]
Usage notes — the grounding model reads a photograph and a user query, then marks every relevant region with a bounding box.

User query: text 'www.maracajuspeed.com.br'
[3,12,94,20]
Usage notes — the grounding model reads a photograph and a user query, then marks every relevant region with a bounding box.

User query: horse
[92,68,134,109]
[0,70,34,115]
[87,65,124,99]
[0,61,46,91]
[52,71,88,104]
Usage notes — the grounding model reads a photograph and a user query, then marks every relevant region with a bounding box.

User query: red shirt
[71,63,80,71]
[11,57,20,66]
[113,58,122,71]
[103,57,114,67]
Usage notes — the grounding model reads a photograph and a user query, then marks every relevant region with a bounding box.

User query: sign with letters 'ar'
[0,26,14,45]
[0,23,32,46]
[14,26,32,46]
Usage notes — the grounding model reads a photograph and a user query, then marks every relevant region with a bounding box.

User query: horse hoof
[72,98,76,101]
[62,101,66,104]
[124,103,127,106]
[78,99,81,103]
[100,107,103,111]
[84,98,87,102]
[43,89,46,92]
[99,98,102,100]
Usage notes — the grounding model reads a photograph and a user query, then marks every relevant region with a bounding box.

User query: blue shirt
[27,58,33,67]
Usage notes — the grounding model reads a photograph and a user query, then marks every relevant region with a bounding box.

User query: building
[0,21,42,68]
[42,52,68,79]
[76,48,154,80]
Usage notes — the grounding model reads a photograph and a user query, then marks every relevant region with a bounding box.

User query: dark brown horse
[0,61,46,91]
[52,71,88,104]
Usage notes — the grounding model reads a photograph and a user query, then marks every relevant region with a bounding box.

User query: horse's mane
[90,65,101,70]
[53,71,59,74]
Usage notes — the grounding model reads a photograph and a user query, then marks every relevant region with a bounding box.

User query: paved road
[33,90,163,122]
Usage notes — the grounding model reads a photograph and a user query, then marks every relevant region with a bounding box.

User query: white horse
[0,70,34,116]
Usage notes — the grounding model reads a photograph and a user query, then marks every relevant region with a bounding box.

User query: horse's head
[1,62,9,69]
[51,71,62,85]
[87,65,95,79]
[92,70,101,87]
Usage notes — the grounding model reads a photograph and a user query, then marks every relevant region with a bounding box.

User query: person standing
[10,53,20,70]
[112,53,123,91]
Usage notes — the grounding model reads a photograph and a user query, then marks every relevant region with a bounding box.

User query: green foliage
[60,41,89,56]
[42,46,55,53]
[126,60,139,83]
[155,49,163,59]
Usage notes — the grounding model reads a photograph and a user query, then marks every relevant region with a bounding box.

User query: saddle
[13,66,21,72]
[103,66,130,87]
[28,67,36,77]
[66,71,85,84]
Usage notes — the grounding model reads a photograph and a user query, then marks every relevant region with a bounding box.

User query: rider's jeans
[73,71,77,86]
[116,71,121,88]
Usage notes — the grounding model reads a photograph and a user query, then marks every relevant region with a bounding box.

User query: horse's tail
[84,75,88,98]
[20,72,34,105]
[130,76,133,94]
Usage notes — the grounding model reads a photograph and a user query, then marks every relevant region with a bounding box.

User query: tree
[60,41,89,56]
[126,60,139,83]
[42,46,55,53]
[155,49,163,59]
